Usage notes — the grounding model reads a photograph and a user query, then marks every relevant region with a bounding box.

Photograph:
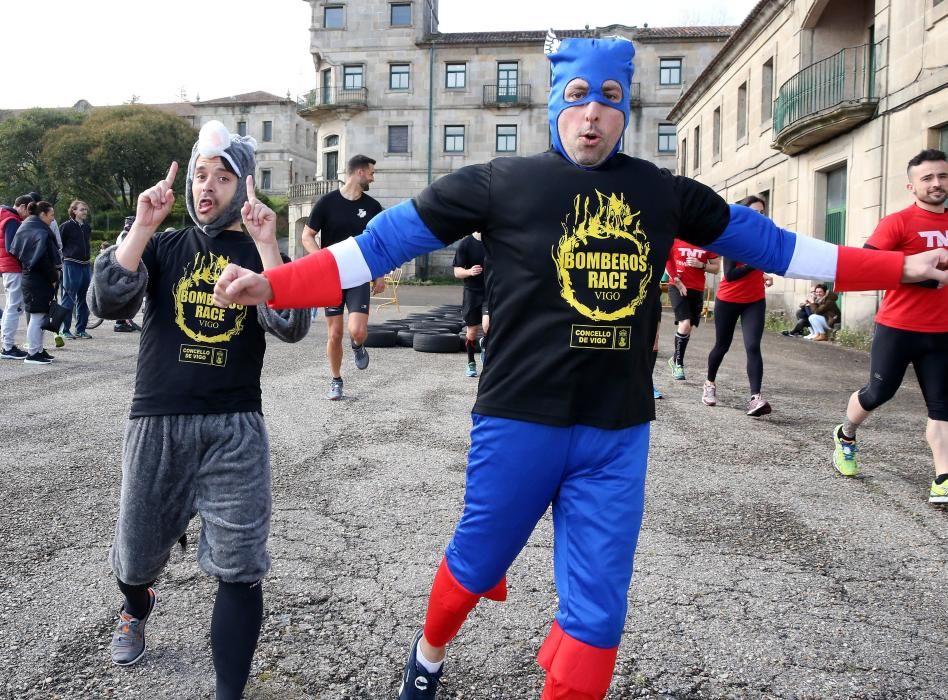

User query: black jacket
[10,216,59,313]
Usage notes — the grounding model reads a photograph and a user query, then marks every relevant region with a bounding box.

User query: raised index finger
[164,161,179,187]
[246,175,256,201]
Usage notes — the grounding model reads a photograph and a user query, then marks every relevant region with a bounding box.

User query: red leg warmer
[422,558,506,647]
[537,621,618,700]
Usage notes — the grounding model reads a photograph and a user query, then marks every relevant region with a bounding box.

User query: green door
[824,166,847,313]
[497,62,518,103]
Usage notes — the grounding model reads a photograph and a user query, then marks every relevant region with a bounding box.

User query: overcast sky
[2,0,758,110]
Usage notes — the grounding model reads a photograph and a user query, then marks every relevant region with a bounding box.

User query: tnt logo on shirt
[919,231,948,247]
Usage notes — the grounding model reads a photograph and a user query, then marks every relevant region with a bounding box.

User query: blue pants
[445,414,649,649]
[61,260,91,334]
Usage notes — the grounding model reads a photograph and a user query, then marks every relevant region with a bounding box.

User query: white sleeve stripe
[328,238,373,289]
[784,236,838,281]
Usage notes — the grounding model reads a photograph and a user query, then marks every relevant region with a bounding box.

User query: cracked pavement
[1,286,945,699]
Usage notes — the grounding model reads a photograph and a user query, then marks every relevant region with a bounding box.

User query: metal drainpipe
[422,42,435,279]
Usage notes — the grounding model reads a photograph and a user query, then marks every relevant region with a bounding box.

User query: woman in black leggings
[703,196,774,417]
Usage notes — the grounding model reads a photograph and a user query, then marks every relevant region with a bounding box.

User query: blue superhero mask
[546,34,635,168]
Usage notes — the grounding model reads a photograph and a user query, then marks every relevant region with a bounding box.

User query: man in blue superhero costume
[213,36,948,700]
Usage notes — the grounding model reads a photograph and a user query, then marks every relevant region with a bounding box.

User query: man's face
[15,203,28,218]
[556,78,625,167]
[907,160,948,207]
[353,164,375,191]
[191,156,238,225]
[73,203,89,222]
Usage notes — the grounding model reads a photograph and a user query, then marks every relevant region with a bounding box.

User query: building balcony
[629,82,642,108]
[771,43,878,155]
[297,87,368,118]
[288,179,341,205]
[482,84,532,107]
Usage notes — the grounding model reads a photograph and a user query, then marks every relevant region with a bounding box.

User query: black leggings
[857,324,948,420]
[706,298,766,395]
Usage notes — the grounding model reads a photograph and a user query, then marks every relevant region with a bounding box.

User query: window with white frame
[496,124,517,152]
[444,125,465,153]
[659,58,682,85]
[390,64,410,90]
[446,63,466,89]
[658,123,676,153]
[343,65,364,90]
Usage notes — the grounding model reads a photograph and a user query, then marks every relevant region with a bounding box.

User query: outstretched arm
[214,163,491,309]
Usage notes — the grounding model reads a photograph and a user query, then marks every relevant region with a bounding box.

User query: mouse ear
[544,29,560,55]
[197,120,232,157]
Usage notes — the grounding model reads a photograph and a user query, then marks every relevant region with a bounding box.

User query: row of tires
[363,305,481,353]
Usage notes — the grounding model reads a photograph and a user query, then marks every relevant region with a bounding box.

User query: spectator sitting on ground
[805,283,840,341]
[782,285,817,337]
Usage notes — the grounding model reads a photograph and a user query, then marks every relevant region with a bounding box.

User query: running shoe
[40,350,55,361]
[54,333,66,348]
[61,330,76,340]
[653,385,663,399]
[398,630,442,700]
[667,356,685,381]
[111,588,156,666]
[352,343,370,370]
[23,352,51,365]
[832,424,859,477]
[77,331,93,339]
[1,345,28,360]
[466,362,477,378]
[746,394,771,417]
[327,377,344,401]
[930,478,948,504]
[702,381,717,406]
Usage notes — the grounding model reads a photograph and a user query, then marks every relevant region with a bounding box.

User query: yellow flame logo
[552,190,652,321]
[173,252,247,343]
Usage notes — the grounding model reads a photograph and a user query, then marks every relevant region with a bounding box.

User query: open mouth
[198,197,214,214]
[580,132,601,147]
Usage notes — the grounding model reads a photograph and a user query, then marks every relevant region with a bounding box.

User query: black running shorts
[668,286,704,327]
[462,287,486,327]
[325,282,371,317]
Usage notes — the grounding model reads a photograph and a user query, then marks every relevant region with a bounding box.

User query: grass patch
[833,327,872,351]
[400,276,462,286]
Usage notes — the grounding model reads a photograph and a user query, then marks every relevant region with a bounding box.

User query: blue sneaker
[398,630,442,699]
[352,343,369,370]
[653,385,663,399]
[466,362,477,378]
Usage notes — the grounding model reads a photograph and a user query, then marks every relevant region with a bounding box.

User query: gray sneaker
[111,588,156,666]
[327,378,344,401]
[352,343,370,370]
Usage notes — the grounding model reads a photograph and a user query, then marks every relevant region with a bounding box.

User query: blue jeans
[61,261,91,333]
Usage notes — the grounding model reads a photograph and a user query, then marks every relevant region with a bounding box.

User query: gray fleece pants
[111,412,272,585]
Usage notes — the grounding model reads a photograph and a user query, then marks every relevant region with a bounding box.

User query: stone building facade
[668,0,948,328]
[152,91,319,197]
[288,0,735,273]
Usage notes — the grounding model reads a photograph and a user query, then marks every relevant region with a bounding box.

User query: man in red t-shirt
[664,240,720,379]
[832,149,948,503]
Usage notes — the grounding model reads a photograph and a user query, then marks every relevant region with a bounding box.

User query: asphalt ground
[1,285,945,700]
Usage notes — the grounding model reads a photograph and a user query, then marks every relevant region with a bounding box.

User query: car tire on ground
[364,329,398,347]
[413,332,464,353]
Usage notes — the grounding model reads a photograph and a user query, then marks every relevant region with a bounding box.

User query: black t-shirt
[413,151,730,429]
[307,189,383,248]
[130,227,267,418]
[452,235,486,292]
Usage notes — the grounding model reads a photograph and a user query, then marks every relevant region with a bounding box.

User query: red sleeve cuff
[262,248,343,309]
[834,246,903,292]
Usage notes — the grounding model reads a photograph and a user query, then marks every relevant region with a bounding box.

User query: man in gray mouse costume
[89,120,311,699]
